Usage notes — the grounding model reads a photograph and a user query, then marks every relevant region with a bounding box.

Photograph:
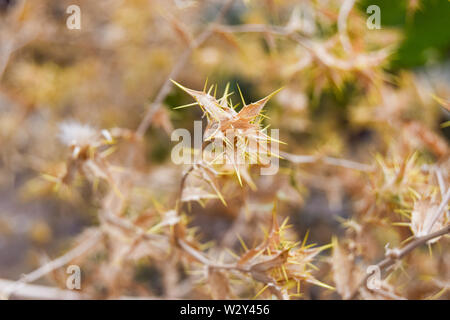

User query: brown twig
[215,22,391,72]
[175,165,195,215]
[0,279,163,300]
[1,230,102,299]
[177,238,239,271]
[349,224,450,299]
[0,279,83,300]
[135,0,235,138]
[280,151,374,172]
[213,23,291,36]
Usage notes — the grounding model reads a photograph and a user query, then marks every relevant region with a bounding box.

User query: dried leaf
[208,269,232,299]
[331,238,363,300]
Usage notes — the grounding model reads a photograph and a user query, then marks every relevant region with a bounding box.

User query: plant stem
[136,0,235,138]
[1,230,102,299]
[349,224,450,299]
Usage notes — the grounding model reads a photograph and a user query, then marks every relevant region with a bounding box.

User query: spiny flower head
[233,211,333,299]
[172,80,283,185]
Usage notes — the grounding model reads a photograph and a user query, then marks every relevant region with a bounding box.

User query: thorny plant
[0,0,449,300]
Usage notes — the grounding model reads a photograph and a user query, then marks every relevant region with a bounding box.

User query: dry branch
[136,0,235,137]
[349,224,450,299]
[1,230,102,299]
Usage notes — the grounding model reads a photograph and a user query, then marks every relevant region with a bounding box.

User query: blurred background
[0,0,449,299]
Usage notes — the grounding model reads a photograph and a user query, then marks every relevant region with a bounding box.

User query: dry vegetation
[0,0,449,300]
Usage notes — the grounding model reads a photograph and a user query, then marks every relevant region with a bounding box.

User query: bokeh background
[0,0,449,299]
